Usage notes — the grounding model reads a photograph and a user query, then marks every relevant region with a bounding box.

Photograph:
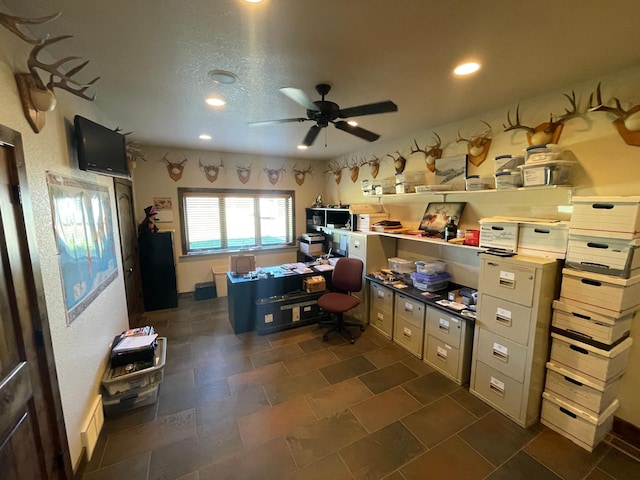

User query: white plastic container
[465,175,494,191]
[388,257,415,273]
[518,160,576,186]
[495,171,523,189]
[524,143,565,163]
[415,260,446,275]
[495,154,525,174]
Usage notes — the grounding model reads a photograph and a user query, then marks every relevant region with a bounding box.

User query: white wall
[131,145,326,293]
[0,20,129,470]
[321,64,640,427]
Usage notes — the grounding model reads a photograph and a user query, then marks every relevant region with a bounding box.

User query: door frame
[0,124,72,478]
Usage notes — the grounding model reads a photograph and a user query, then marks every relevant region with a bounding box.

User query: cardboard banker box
[304,275,326,293]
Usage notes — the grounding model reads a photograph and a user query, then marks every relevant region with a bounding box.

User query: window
[178,188,295,254]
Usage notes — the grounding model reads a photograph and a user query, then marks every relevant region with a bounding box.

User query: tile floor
[82,296,640,480]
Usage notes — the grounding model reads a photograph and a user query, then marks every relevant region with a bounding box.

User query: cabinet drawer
[480,257,537,307]
[472,361,524,420]
[476,329,528,382]
[477,294,532,345]
[369,307,393,339]
[426,307,463,348]
[349,234,366,258]
[394,316,424,357]
[370,283,394,312]
[394,293,425,328]
[425,335,461,380]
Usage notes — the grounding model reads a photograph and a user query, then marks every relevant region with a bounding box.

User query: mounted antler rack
[0,10,100,133]
[324,160,346,185]
[588,82,640,147]
[456,121,492,166]
[292,164,313,185]
[410,133,442,172]
[163,153,188,182]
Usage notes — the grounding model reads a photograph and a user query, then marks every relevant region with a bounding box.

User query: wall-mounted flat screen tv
[74,115,129,177]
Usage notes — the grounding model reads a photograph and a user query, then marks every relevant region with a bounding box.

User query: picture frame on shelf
[418,202,466,234]
[435,154,468,191]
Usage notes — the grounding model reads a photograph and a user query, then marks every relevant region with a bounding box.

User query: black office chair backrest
[332,257,364,293]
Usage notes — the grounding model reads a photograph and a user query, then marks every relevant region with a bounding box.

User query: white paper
[112,334,157,352]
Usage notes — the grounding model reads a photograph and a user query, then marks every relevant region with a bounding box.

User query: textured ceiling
[3,0,640,160]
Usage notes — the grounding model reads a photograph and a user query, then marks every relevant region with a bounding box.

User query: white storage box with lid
[518,160,575,186]
[415,259,446,275]
[516,221,568,259]
[357,213,388,231]
[569,196,640,239]
[479,218,519,252]
[395,172,424,194]
[494,154,525,173]
[495,171,523,189]
[102,383,160,416]
[388,257,415,273]
[566,235,640,278]
[299,234,324,255]
[101,337,167,396]
[465,175,494,191]
[559,268,640,317]
[524,144,565,163]
[541,391,618,452]
[410,272,451,292]
[549,333,633,387]
[552,300,632,349]
[545,362,623,415]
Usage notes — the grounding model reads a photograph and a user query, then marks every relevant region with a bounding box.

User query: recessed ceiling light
[297,145,308,150]
[205,96,226,107]
[347,120,358,127]
[208,69,238,85]
[245,0,263,3]
[199,134,212,140]
[454,62,480,76]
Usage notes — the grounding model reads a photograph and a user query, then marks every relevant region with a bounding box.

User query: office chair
[317,257,365,344]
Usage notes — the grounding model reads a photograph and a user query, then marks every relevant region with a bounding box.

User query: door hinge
[11,184,21,204]
[34,329,45,347]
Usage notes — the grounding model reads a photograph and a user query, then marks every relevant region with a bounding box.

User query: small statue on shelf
[311,193,323,208]
[138,205,159,236]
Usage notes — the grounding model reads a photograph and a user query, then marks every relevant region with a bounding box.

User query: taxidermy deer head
[588,82,640,147]
[263,164,286,185]
[410,133,442,172]
[348,157,366,183]
[115,128,145,171]
[292,164,313,185]
[387,151,407,174]
[0,11,100,133]
[325,161,345,185]
[199,158,224,183]
[503,91,579,145]
[236,163,253,184]
[364,155,381,179]
[163,153,188,182]
[457,121,493,166]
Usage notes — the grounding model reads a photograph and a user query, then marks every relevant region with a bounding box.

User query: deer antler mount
[263,164,286,185]
[292,164,313,185]
[387,151,407,174]
[0,10,100,133]
[325,161,345,185]
[457,121,492,166]
[236,163,253,184]
[365,155,381,179]
[163,153,188,182]
[199,158,224,183]
[589,83,640,147]
[410,133,442,172]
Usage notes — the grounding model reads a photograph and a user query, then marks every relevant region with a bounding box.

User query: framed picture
[435,154,468,190]
[418,202,466,234]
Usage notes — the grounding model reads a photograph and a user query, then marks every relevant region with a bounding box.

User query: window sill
[179,245,297,259]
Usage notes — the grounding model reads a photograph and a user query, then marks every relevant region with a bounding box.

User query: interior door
[114,177,143,322]
[0,126,71,478]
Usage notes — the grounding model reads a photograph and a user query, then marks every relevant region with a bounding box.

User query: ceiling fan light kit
[250,83,398,147]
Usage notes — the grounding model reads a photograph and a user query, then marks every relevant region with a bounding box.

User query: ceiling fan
[249,83,398,147]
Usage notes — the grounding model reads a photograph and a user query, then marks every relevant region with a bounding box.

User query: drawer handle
[404,332,411,338]
[569,344,589,355]
[496,314,512,327]
[438,324,450,333]
[492,349,509,362]
[491,226,504,231]
[581,278,602,287]
[487,261,499,267]
[533,228,550,234]
[586,242,609,249]
[591,203,614,210]
[559,407,577,419]
[436,351,447,360]
[564,376,584,387]
[581,262,609,269]
[489,383,505,396]
[571,311,591,321]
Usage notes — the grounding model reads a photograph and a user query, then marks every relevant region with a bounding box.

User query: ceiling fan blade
[302,125,322,146]
[248,118,308,127]
[338,100,398,118]
[334,121,380,142]
[280,87,320,111]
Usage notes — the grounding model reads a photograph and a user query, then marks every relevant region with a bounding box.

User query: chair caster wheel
[360,325,365,332]
[350,338,355,344]
[323,335,328,342]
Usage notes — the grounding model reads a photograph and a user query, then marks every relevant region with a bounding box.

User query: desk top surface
[227,264,333,284]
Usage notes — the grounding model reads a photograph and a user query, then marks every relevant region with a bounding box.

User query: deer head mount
[387,151,407,174]
[503,91,579,146]
[589,82,640,147]
[348,157,367,183]
[364,155,381,179]
[457,121,493,166]
[292,164,313,185]
[236,163,253,184]
[325,160,345,184]
[199,158,224,183]
[115,128,145,172]
[0,10,100,133]
[263,164,286,185]
[163,153,188,182]
[410,133,442,172]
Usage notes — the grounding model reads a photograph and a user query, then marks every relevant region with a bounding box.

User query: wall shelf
[370,231,485,252]
[367,185,574,203]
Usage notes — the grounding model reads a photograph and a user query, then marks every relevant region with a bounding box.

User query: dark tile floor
[83,296,640,480]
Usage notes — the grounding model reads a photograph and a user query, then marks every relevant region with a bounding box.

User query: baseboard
[609,416,640,460]
[73,447,87,480]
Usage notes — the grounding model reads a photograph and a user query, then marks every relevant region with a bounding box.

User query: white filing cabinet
[393,292,426,357]
[348,232,396,324]
[424,306,474,385]
[470,254,559,428]
[369,282,394,338]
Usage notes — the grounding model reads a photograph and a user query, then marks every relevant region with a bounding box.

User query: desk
[226,266,333,334]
